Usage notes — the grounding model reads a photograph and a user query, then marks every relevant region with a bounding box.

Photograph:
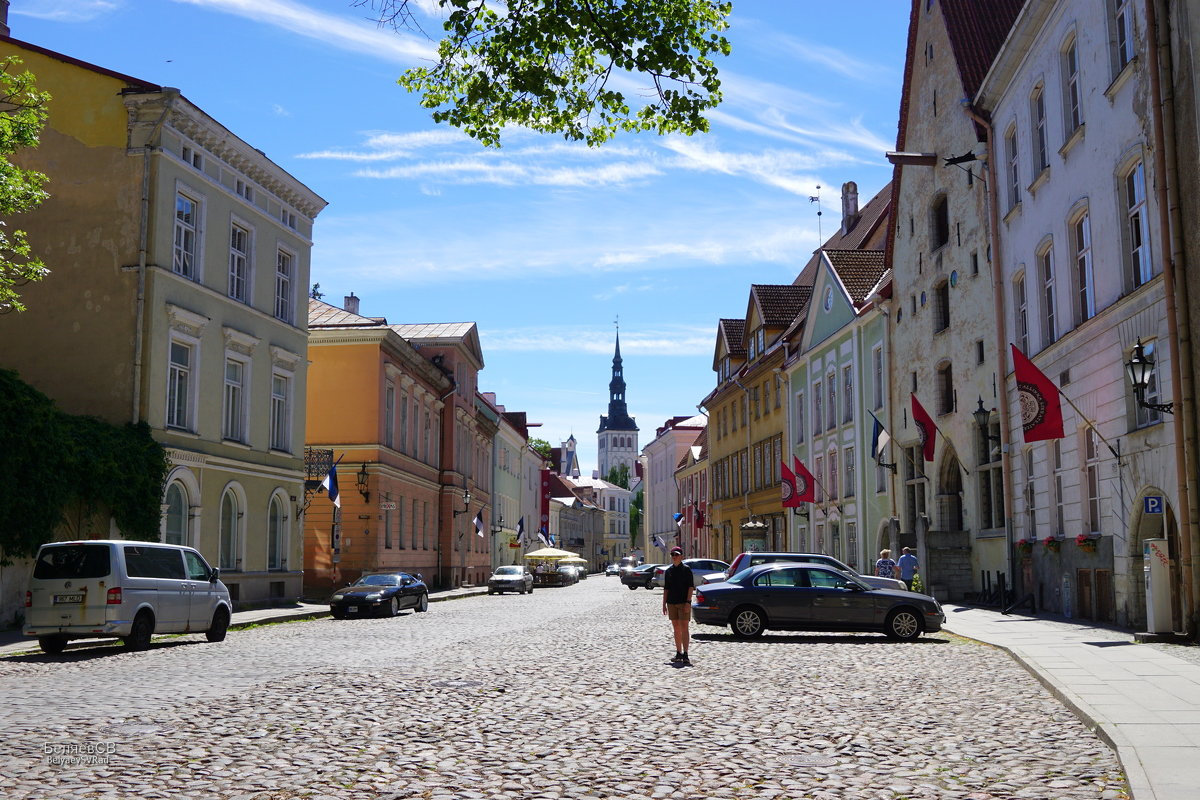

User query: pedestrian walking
[662,546,694,665]
[875,549,898,580]
[897,547,919,591]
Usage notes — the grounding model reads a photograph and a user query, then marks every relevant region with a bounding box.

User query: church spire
[597,326,637,434]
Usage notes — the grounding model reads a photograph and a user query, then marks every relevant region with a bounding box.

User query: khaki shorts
[666,602,691,621]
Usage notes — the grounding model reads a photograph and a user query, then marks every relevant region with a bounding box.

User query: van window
[184,550,211,581]
[124,546,186,579]
[34,545,111,580]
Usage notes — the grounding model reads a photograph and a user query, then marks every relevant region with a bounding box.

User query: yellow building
[0,36,325,608]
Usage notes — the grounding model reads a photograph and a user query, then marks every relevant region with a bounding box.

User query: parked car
[605,564,620,576]
[724,552,908,591]
[617,555,642,580]
[620,562,662,590]
[329,572,429,619]
[651,558,730,589]
[693,563,944,640]
[23,540,233,654]
[556,564,579,585]
[488,565,534,594]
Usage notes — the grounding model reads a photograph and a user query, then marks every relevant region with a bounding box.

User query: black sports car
[329,572,430,619]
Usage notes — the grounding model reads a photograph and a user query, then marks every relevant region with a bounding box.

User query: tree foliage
[0,56,50,314]
[0,370,170,563]
[528,436,552,461]
[605,462,630,489]
[359,0,732,146]
[629,486,643,546]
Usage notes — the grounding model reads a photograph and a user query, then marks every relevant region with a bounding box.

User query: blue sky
[13,0,909,474]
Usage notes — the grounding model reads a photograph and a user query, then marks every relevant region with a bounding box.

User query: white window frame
[270,369,293,453]
[166,335,198,432]
[1005,125,1020,211]
[842,365,854,424]
[275,247,295,324]
[872,345,884,410]
[844,446,855,498]
[1014,273,1029,355]
[227,219,252,303]
[1124,160,1153,289]
[384,384,395,448]
[1031,86,1048,173]
[173,189,202,280]
[222,355,249,443]
[1039,244,1057,346]
[1072,209,1095,323]
[268,494,287,570]
[1085,428,1102,534]
[1062,36,1082,135]
[1112,0,1135,74]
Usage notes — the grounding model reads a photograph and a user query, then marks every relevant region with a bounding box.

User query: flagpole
[1056,386,1122,463]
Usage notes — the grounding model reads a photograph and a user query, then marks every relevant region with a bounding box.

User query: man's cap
[670,546,683,555]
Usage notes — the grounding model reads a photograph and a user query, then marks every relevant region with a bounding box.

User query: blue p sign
[1144,496,1164,515]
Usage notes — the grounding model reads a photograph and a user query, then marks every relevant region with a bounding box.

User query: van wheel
[38,635,67,655]
[124,612,154,651]
[205,608,230,642]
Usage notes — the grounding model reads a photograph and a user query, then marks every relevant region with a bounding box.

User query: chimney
[0,1,11,37]
[343,292,360,315]
[841,181,860,236]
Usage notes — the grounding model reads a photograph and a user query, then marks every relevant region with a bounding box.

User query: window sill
[1059,124,1084,159]
[976,528,1006,539]
[221,438,253,450]
[1002,201,1022,226]
[269,447,294,457]
[1027,167,1050,196]
[165,426,201,439]
[1105,56,1138,102]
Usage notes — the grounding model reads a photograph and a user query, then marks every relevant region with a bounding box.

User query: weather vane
[809,184,823,243]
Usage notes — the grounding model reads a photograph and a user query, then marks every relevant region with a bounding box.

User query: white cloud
[272,104,291,117]
[171,0,437,64]
[481,326,714,357]
[357,158,662,188]
[15,0,120,22]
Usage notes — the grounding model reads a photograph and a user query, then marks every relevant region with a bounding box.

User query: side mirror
[209,567,220,583]
[402,577,413,586]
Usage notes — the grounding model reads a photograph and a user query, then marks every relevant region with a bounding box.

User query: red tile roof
[751,284,814,328]
[719,318,746,356]
[941,0,1025,100]
[824,250,889,306]
[794,182,892,283]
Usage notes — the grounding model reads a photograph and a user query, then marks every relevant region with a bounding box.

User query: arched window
[220,491,239,571]
[268,495,286,570]
[164,482,188,546]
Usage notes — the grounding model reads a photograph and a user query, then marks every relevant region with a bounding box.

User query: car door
[184,550,217,630]
[397,574,419,608]
[750,567,812,626]
[804,567,878,627]
[124,546,189,633]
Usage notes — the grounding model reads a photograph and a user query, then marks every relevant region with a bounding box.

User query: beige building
[0,36,325,609]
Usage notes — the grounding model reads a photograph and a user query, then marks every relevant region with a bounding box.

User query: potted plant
[1075,533,1098,553]
[1042,536,1061,553]
[1016,538,1033,555]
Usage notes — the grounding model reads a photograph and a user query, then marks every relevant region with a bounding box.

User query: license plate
[347,606,358,613]
[54,594,83,604]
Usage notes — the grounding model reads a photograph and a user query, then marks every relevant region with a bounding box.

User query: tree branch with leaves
[357,0,731,147]
[0,56,49,314]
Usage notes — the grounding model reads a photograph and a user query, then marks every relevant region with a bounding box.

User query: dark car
[693,563,944,641]
[724,551,907,591]
[329,572,430,619]
[651,558,730,589]
[621,562,662,590]
[556,564,579,585]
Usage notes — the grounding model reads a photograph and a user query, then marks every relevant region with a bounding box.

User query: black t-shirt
[663,563,694,604]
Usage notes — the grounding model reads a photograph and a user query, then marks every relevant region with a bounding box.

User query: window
[167,340,193,430]
[412,499,419,549]
[1031,86,1048,173]
[813,382,822,437]
[844,446,856,498]
[934,281,950,333]
[979,420,1004,530]
[400,395,409,453]
[173,192,199,279]
[164,483,187,545]
[268,496,286,570]
[270,372,291,452]
[1053,440,1066,537]
[1085,427,1102,533]
[904,446,926,533]
[752,385,760,419]
[1072,210,1095,323]
[1014,275,1029,355]
[1005,126,1020,210]
[228,222,250,301]
[1039,245,1057,345]
[1023,448,1037,535]
[222,357,246,442]
[1112,0,1135,74]
[872,346,884,410]
[814,456,824,501]
[383,500,393,548]
[219,491,239,571]
[182,146,202,170]
[1062,38,1082,134]
[1124,161,1153,288]
[826,374,836,430]
[931,195,949,249]
[280,208,297,229]
[875,453,888,494]
[795,392,806,444]
[842,366,853,424]
[828,450,838,499]
[236,178,254,203]
[1134,340,1163,428]
[275,249,294,323]
[385,385,395,447]
[936,363,954,415]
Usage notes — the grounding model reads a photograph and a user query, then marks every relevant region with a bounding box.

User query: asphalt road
[0,577,1128,799]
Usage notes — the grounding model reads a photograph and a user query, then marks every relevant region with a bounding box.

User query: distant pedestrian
[897,547,919,590]
[875,549,898,580]
[662,547,694,665]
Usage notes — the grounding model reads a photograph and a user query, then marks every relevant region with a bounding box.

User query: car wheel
[38,635,67,655]
[488,587,495,595]
[205,608,230,642]
[731,606,766,639]
[885,608,923,641]
[416,593,429,613]
[386,597,400,617]
[644,577,654,589]
[330,607,346,620]
[124,611,154,651]
[627,583,637,590]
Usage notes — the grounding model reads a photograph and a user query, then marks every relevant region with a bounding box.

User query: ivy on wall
[0,369,169,564]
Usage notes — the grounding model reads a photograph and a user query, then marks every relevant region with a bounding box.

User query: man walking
[898,547,919,591]
[662,546,694,665]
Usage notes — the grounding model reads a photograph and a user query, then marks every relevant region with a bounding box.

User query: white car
[488,565,534,594]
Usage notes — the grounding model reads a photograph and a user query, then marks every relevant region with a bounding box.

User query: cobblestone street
[0,578,1128,800]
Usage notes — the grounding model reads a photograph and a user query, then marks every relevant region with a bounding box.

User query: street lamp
[973,396,1001,444]
[1125,339,1174,414]
[355,463,370,502]
[453,488,472,517]
[740,516,768,532]
[490,515,505,536]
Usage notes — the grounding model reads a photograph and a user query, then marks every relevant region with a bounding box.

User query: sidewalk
[942,604,1200,800]
[0,584,488,659]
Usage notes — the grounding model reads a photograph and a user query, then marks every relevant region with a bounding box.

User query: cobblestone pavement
[0,579,1128,800]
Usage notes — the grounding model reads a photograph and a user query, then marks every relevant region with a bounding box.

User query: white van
[23,540,233,654]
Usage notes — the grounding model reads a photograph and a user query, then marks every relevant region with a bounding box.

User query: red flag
[781,460,799,507]
[1011,344,1065,442]
[910,393,936,462]
[793,457,815,503]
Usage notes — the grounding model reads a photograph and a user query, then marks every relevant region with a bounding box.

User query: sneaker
[680,652,691,666]
[671,652,683,663]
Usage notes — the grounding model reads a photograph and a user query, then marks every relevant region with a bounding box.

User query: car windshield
[356,574,402,586]
[495,566,522,575]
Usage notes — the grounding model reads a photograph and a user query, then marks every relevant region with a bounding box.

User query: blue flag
[517,517,525,546]
[473,510,485,537]
[869,411,891,461]
[321,463,341,508]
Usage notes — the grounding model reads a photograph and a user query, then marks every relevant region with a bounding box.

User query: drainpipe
[1146,0,1197,634]
[130,89,178,424]
[964,102,1018,599]
[732,375,754,537]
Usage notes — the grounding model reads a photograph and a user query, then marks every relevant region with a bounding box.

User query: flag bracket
[876,457,897,474]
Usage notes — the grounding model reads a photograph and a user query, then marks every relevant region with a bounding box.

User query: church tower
[597,329,638,480]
